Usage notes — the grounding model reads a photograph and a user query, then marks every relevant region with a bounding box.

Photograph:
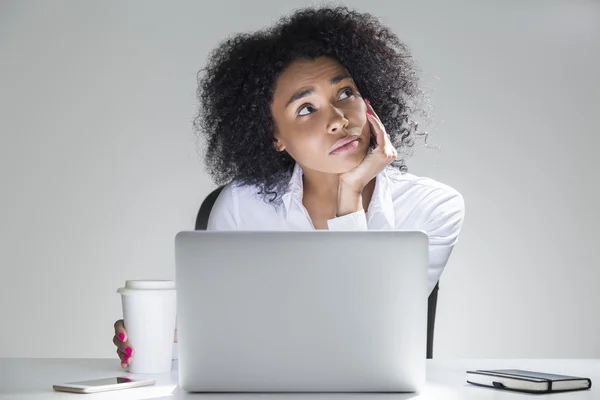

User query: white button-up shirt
[208,163,465,294]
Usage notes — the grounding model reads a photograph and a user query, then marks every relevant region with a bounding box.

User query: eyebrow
[285,73,353,108]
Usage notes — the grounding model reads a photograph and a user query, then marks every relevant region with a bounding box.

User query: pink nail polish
[367,110,373,116]
[125,347,132,356]
[124,355,130,363]
[365,98,371,105]
[119,333,125,341]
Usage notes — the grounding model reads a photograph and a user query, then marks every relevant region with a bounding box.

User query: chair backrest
[195,186,439,359]
[195,186,226,230]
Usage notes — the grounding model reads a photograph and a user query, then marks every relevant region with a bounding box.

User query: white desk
[0,358,596,399]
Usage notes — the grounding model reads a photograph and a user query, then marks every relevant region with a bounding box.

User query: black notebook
[466,369,592,394]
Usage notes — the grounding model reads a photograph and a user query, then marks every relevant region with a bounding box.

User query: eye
[296,88,356,117]
[339,87,355,100]
[298,104,316,116]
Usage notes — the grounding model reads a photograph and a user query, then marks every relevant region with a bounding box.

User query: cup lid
[125,280,174,290]
[117,280,175,294]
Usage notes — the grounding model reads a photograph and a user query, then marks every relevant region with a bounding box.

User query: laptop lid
[175,231,428,392]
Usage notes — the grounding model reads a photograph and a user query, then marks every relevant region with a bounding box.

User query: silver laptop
[174,231,428,393]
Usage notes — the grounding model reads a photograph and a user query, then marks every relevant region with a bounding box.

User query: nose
[326,105,349,134]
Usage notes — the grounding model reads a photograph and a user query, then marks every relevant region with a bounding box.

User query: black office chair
[195,186,439,359]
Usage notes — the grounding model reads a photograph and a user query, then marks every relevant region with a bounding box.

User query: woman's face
[271,56,371,174]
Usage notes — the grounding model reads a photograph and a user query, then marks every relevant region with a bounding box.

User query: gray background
[1,0,598,359]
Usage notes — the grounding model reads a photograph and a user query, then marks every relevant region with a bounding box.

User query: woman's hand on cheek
[338,99,398,192]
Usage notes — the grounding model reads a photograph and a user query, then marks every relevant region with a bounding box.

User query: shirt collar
[281,162,304,213]
[281,163,396,229]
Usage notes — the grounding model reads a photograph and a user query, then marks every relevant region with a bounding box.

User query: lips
[329,136,360,154]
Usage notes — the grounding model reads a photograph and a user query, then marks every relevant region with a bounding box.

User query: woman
[113,6,465,369]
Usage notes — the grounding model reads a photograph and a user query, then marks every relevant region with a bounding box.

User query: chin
[330,149,368,174]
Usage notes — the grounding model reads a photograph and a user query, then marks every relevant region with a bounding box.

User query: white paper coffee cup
[117,280,176,374]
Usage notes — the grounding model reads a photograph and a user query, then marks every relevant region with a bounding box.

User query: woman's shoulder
[385,167,463,201]
[383,168,465,237]
[383,167,465,225]
[213,180,276,212]
[207,180,284,230]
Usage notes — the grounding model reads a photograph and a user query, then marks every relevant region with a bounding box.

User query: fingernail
[125,347,132,356]
[367,110,373,116]
[365,98,371,105]
[124,355,130,363]
[119,333,125,341]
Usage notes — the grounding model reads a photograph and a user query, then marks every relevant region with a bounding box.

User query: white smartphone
[52,376,155,394]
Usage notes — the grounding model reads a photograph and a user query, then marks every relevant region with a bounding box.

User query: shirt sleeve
[207,184,239,230]
[422,190,465,294]
[327,209,368,230]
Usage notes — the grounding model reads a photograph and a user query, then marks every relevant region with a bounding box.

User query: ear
[273,132,286,152]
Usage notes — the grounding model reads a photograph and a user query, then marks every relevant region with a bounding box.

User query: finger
[365,99,381,120]
[365,100,389,145]
[114,319,127,342]
[382,132,397,158]
[116,349,130,368]
[367,112,386,148]
[118,350,131,364]
[114,320,135,354]
[367,117,396,160]
[365,99,394,153]
[112,335,134,357]
[389,146,398,160]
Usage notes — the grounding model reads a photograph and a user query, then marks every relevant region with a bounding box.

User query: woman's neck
[301,166,376,213]
[302,168,340,203]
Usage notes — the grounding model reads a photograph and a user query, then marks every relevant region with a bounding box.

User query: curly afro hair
[194,6,428,203]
